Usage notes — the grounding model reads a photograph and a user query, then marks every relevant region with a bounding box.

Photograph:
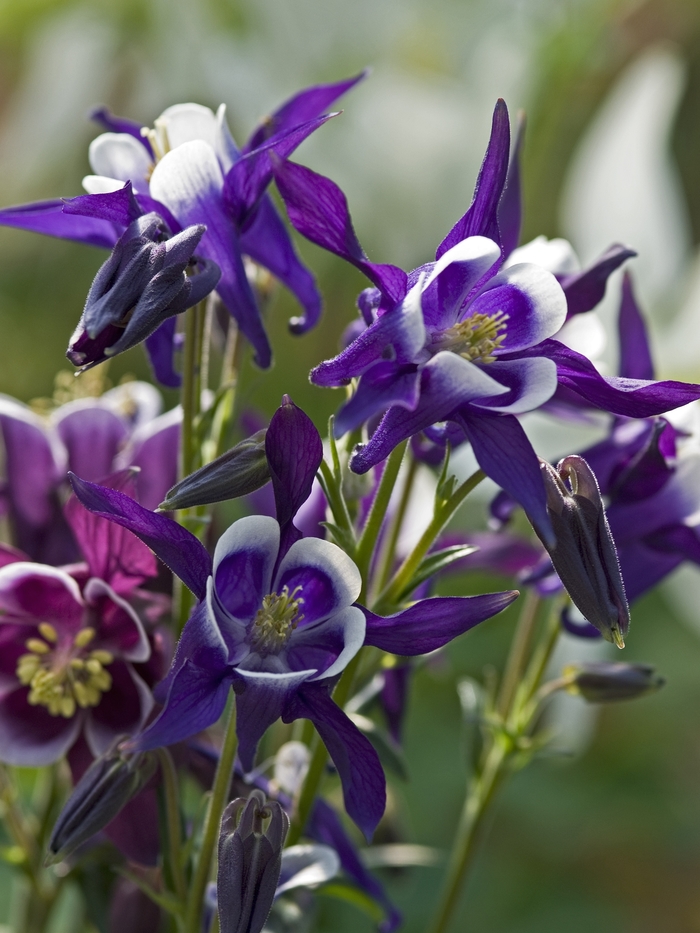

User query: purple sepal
[239,194,321,335]
[265,397,323,558]
[361,592,518,654]
[560,244,636,319]
[144,318,181,388]
[0,199,118,249]
[68,474,212,599]
[283,683,386,842]
[62,182,142,228]
[498,112,524,259]
[534,339,700,417]
[380,665,411,746]
[561,606,602,639]
[272,158,407,305]
[307,799,402,933]
[618,271,654,381]
[616,539,683,604]
[455,409,555,547]
[90,105,153,158]
[244,71,368,152]
[436,100,510,259]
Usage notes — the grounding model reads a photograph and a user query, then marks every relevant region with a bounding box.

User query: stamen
[432,311,509,364]
[249,586,305,657]
[39,623,58,643]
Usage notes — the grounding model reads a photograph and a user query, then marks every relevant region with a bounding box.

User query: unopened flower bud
[217,790,290,933]
[47,744,156,864]
[537,455,630,648]
[564,661,665,702]
[159,429,269,510]
[67,212,220,371]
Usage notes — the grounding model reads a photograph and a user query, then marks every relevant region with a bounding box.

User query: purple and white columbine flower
[0,74,366,383]
[272,100,700,542]
[70,397,518,837]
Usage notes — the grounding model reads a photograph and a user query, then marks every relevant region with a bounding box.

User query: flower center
[16,623,114,719]
[249,586,304,657]
[431,311,509,363]
[141,119,172,173]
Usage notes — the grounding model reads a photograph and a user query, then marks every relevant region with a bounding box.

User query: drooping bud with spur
[564,661,664,702]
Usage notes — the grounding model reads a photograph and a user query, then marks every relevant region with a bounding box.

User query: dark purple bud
[66,212,220,371]
[217,790,290,933]
[536,455,630,648]
[564,661,664,702]
[159,429,270,510]
[47,742,156,864]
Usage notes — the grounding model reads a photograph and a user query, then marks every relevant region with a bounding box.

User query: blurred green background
[3,0,700,930]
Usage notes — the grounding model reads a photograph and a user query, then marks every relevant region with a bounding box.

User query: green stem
[374,469,486,612]
[286,730,324,847]
[517,596,566,711]
[372,451,419,598]
[426,739,508,933]
[354,441,407,598]
[156,749,187,906]
[184,699,238,933]
[179,304,201,483]
[496,590,540,719]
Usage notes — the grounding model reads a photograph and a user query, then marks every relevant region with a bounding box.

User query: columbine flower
[272,100,700,542]
[0,74,366,381]
[69,396,518,838]
[0,381,180,564]
[66,213,220,372]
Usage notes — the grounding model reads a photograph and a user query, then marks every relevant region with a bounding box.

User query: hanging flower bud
[66,213,220,371]
[158,429,270,510]
[47,743,156,864]
[564,661,664,702]
[537,455,630,647]
[217,790,290,933]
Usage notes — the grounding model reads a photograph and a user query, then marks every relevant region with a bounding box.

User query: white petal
[275,537,362,609]
[157,102,219,150]
[472,358,558,414]
[82,174,125,194]
[505,235,581,275]
[277,844,341,895]
[149,139,223,222]
[424,235,501,290]
[88,132,152,190]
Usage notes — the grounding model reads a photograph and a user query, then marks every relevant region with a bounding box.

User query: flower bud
[47,744,156,864]
[564,661,665,702]
[67,212,220,371]
[217,790,290,933]
[158,429,269,510]
[537,455,630,647]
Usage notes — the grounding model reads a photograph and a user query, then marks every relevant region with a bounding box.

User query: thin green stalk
[354,441,407,598]
[184,700,238,933]
[374,469,486,612]
[179,304,201,482]
[496,590,540,718]
[286,730,324,847]
[372,451,419,598]
[517,596,566,710]
[156,748,187,905]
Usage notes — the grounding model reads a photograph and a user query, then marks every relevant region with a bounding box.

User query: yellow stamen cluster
[141,119,171,170]
[432,311,509,364]
[16,624,114,719]
[250,586,304,656]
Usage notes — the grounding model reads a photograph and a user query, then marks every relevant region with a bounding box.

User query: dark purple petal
[62,182,142,228]
[84,661,152,754]
[421,238,501,331]
[334,362,420,437]
[361,592,518,654]
[307,799,402,933]
[349,352,508,473]
[272,158,407,305]
[0,563,84,629]
[616,539,683,604]
[68,475,212,599]
[436,100,510,260]
[537,338,700,417]
[647,523,700,564]
[498,112,524,259]
[618,271,654,381]
[283,684,386,841]
[90,106,153,156]
[154,599,229,704]
[276,538,361,627]
[455,409,554,547]
[244,71,368,151]
[225,115,336,225]
[0,199,119,249]
[266,397,323,555]
[240,193,321,334]
[446,530,544,578]
[380,665,411,746]
[471,357,557,414]
[144,318,181,388]
[561,606,602,639]
[560,244,636,319]
[213,516,278,622]
[54,402,129,482]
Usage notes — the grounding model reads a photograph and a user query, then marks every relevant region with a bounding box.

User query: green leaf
[321,521,356,554]
[348,713,408,781]
[318,881,385,924]
[396,544,478,600]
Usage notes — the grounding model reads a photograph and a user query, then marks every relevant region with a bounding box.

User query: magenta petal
[83,578,150,661]
[283,684,386,841]
[0,199,119,248]
[0,687,82,766]
[361,592,518,654]
[0,563,84,629]
[436,100,510,260]
[69,475,212,599]
[272,158,407,305]
[84,661,152,754]
[54,402,129,483]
